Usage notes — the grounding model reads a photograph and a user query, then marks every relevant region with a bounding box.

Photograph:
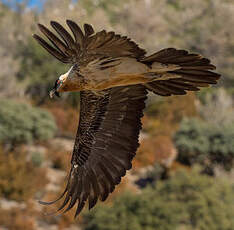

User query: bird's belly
[85,73,152,91]
[83,57,152,90]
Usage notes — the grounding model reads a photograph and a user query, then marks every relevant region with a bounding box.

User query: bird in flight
[33,20,220,217]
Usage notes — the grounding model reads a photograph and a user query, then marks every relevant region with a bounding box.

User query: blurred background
[0,0,234,229]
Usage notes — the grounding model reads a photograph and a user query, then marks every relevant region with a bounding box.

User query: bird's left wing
[40,85,147,217]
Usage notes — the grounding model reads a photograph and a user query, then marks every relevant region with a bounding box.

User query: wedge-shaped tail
[141,48,220,96]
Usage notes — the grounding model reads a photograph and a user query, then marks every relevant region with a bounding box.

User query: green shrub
[0,99,57,145]
[17,38,80,106]
[174,118,234,172]
[31,151,44,167]
[82,168,234,230]
[17,38,67,102]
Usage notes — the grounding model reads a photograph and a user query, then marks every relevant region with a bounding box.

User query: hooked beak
[49,79,64,98]
[49,67,73,98]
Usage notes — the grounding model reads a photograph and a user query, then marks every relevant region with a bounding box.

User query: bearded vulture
[33,20,221,217]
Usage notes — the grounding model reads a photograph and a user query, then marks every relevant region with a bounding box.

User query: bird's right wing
[33,20,146,65]
[40,85,147,217]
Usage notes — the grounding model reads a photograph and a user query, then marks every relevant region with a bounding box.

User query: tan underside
[87,74,153,91]
[59,74,152,92]
[58,57,181,92]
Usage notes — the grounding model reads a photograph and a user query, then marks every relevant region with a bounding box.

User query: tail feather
[141,48,221,96]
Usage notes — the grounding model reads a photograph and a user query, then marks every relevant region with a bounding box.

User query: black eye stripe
[54,79,61,88]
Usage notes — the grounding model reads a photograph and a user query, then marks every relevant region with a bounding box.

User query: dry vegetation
[0,0,234,229]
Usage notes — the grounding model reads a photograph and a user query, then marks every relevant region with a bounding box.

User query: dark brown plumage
[33,20,221,217]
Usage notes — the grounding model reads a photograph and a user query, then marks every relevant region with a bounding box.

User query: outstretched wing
[40,85,147,217]
[33,20,146,65]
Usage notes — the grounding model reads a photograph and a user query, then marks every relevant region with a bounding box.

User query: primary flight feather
[33,20,221,217]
